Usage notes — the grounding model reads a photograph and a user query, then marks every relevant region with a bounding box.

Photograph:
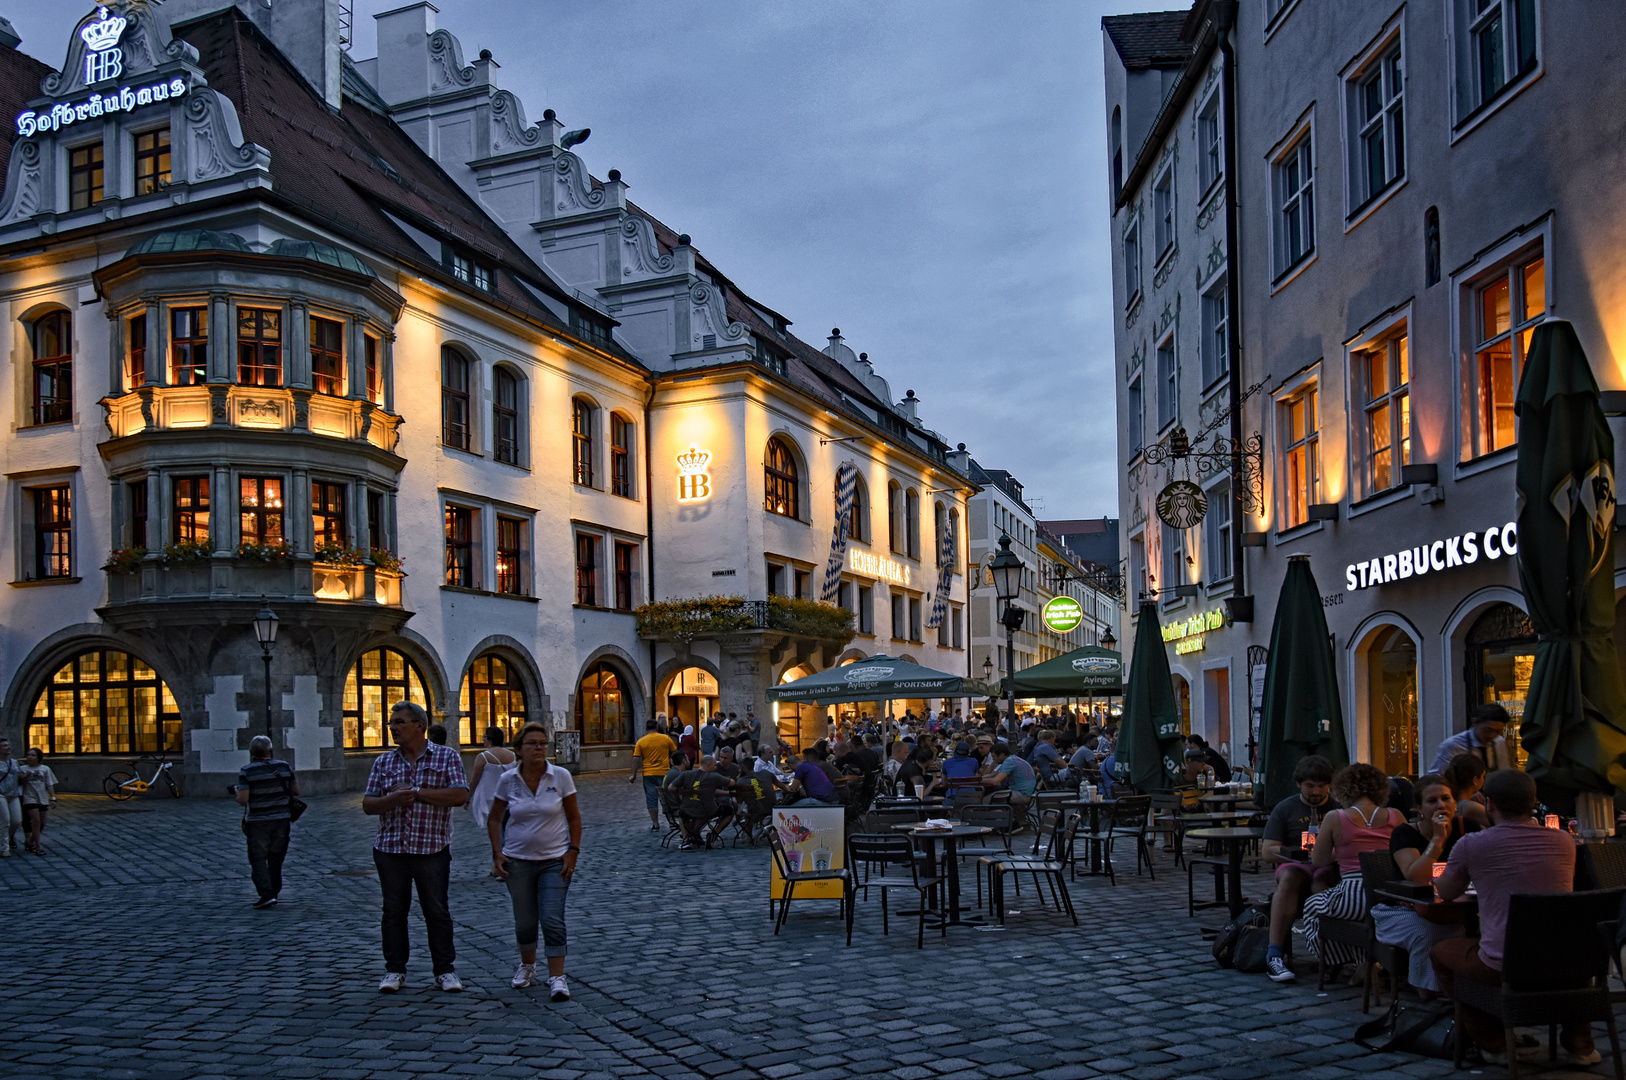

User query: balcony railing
[635,595,854,644]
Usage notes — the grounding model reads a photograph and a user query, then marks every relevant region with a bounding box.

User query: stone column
[718,632,778,748]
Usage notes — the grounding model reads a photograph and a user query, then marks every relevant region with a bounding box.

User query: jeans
[244,819,290,900]
[373,847,455,975]
[0,796,19,852]
[505,857,570,957]
[642,775,663,809]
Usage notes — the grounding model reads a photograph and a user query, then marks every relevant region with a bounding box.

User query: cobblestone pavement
[0,776,1613,1080]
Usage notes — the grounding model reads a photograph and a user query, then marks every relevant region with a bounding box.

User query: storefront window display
[1465,602,1535,765]
[1367,626,1418,777]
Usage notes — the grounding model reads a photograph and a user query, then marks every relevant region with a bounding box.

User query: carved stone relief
[621,215,674,278]
[554,151,605,215]
[428,29,477,93]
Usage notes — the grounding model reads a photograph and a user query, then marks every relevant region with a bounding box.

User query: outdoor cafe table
[1185,826,1264,919]
[892,823,992,927]
[1198,792,1256,812]
[1059,799,1118,875]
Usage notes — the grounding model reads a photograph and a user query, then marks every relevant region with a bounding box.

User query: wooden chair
[766,828,853,940]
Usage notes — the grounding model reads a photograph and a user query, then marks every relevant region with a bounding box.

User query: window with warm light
[69,142,104,210]
[611,414,632,496]
[30,310,71,426]
[572,399,595,486]
[764,438,799,518]
[364,336,383,405]
[496,517,524,595]
[239,477,284,546]
[444,506,473,588]
[237,308,282,388]
[127,313,146,389]
[28,649,181,755]
[1356,333,1410,496]
[33,486,72,579]
[343,647,429,749]
[173,477,209,544]
[1280,387,1320,528]
[1470,254,1544,457]
[310,316,344,396]
[577,661,629,745]
[461,653,526,746]
[170,307,208,386]
[312,481,347,549]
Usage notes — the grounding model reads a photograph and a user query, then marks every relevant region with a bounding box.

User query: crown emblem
[81,6,127,53]
[675,446,710,475]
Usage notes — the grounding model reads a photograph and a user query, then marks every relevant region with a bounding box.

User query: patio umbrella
[1115,600,1183,792]
[1256,555,1349,808]
[1000,644,1123,697]
[1513,319,1626,824]
[764,654,969,705]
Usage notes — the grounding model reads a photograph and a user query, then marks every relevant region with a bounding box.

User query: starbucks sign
[1042,596,1084,633]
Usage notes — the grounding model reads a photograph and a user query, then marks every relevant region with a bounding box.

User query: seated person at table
[1098,750,1118,798]
[1069,733,1104,772]
[677,755,736,849]
[1030,729,1067,786]
[1300,763,1404,980]
[982,743,1036,808]
[1371,773,1476,997]
[883,739,910,787]
[754,746,789,784]
[658,752,690,822]
[895,747,931,798]
[786,748,841,807]
[714,745,743,779]
[1186,734,1232,782]
[1260,755,1336,982]
[1443,752,1490,828]
[1181,748,1215,786]
[835,736,881,776]
[1431,769,1594,1067]
[928,741,979,796]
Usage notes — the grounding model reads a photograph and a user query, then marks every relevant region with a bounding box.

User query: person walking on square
[0,739,21,856]
[18,748,57,856]
[629,718,678,830]
[489,722,580,1001]
[468,726,517,833]
[236,735,297,908]
[363,700,469,993]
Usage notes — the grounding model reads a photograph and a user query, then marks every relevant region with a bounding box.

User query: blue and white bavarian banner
[926,517,955,629]
[821,461,859,602]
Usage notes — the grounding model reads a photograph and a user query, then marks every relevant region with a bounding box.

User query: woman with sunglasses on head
[488,722,581,1001]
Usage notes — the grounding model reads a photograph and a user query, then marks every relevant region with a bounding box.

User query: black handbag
[1354,999,1458,1060]
[283,776,307,823]
[1212,903,1269,968]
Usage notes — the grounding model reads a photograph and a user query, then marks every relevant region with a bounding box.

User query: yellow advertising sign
[770,806,846,899]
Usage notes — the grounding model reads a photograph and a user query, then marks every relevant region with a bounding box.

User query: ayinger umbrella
[1256,555,1349,808]
[1514,319,1626,823]
[1116,600,1184,792]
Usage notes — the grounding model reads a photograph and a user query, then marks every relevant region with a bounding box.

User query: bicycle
[103,754,182,800]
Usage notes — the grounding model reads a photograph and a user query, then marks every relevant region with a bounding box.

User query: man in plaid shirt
[363,700,469,993]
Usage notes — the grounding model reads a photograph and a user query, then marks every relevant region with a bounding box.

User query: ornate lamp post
[990,535,1024,740]
[253,601,279,739]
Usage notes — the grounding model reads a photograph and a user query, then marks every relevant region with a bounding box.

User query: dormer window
[446,248,493,291]
[570,307,610,344]
[134,128,171,196]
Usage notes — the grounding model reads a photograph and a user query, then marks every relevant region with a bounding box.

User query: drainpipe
[644,378,658,729]
[1216,0,1248,614]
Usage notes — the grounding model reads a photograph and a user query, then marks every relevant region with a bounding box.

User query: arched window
[841,475,867,541]
[441,346,470,450]
[947,508,961,571]
[28,648,180,754]
[887,481,902,552]
[1110,105,1124,198]
[461,653,528,746]
[578,660,630,744]
[934,502,947,564]
[31,310,71,425]
[764,437,799,518]
[905,488,921,559]
[572,398,595,486]
[610,413,632,497]
[343,647,430,749]
[493,367,520,464]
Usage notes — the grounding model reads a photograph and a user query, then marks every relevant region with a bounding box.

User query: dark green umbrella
[764,654,968,705]
[1256,556,1349,808]
[1116,600,1183,791]
[1514,319,1626,817]
[1000,645,1123,697]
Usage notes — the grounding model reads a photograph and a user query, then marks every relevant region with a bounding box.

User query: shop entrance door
[1464,602,1536,766]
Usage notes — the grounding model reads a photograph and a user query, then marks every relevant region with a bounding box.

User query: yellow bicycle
[103,754,181,800]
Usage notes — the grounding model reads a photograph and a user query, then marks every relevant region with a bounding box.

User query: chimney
[896,389,921,426]
[373,2,439,107]
[946,442,971,474]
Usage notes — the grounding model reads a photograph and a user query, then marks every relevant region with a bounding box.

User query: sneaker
[679,841,697,851]
[1559,1047,1602,1066]
[649,824,659,832]
[252,897,278,909]
[436,972,463,992]
[378,972,406,993]
[1265,956,1296,982]
[511,963,536,989]
[548,975,570,1002]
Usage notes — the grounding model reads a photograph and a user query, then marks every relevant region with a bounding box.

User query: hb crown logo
[676,446,711,501]
[81,6,127,85]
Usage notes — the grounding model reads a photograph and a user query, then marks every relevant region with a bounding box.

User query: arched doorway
[343,647,431,749]
[1363,626,1419,777]
[27,647,182,755]
[662,666,718,731]
[776,664,829,754]
[578,661,632,746]
[1464,602,1536,765]
[1171,673,1192,736]
[460,653,527,746]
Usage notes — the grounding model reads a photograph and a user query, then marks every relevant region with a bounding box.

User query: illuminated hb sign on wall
[1345,521,1518,591]
[675,446,711,501]
[82,6,127,84]
[849,548,911,587]
[15,7,191,138]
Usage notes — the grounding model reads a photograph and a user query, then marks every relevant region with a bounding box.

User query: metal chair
[956,804,1015,909]
[765,828,853,940]
[979,810,1078,925]
[846,833,945,948]
[1451,889,1625,1079]
[1102,794,1155,883]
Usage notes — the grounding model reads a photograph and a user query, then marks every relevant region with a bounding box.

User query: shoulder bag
[283,774,308,823]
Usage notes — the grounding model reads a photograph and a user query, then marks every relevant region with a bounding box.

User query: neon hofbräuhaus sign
[15,5,192,138]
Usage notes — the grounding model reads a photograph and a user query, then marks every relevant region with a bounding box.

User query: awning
[999,645,1123,697]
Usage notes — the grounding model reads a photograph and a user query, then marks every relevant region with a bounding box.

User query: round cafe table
[1185,826,1263,919]
[892,823,991,927]
[1198,792,1256,812]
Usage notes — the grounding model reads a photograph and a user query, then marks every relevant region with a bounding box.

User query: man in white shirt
[1429,704,1516,774]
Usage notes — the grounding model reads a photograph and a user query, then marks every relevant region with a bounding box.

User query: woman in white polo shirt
[488,722,581,1001]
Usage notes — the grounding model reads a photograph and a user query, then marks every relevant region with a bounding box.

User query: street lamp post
[1099,626,1117,728]
[990,535,1024,742]
[253,601,279,739]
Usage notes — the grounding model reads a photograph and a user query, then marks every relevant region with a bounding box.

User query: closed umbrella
[1256,555,1349,808]
[1116,600,1183,792]
[1514,319,1626,826]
